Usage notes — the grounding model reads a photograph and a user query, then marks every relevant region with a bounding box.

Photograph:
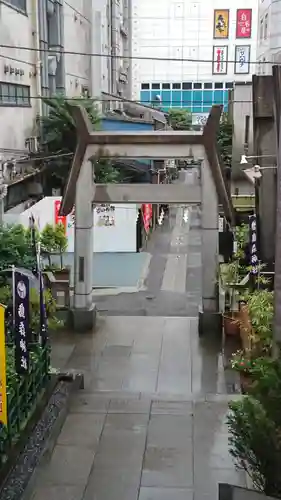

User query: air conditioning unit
[25,136,39,154]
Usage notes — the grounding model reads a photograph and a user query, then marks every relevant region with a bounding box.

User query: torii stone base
[60,105,234,335]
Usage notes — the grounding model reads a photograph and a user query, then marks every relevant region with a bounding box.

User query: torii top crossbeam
[60,104,235,225]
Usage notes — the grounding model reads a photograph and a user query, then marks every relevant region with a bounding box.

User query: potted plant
[227,396,281,497]
[221,261,241,336]
[230,349,256,393]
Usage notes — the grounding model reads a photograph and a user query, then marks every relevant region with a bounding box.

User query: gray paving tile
[32,485,84,500]
[108,398,151,414]
[141,446,193,488]
[146,414,193,445]
[194,466,246,496]
[83,474,139,500]
[139,487,194,500]
[37,445,95,486]
[151,401,193,415]
[57,413,106,448]
[69,394,110,413]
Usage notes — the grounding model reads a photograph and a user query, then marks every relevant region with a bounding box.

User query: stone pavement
[30,206,244,500]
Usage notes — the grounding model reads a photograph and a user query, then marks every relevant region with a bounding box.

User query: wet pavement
[30,207,244,500]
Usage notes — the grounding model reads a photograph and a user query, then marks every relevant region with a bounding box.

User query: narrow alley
[31,206,245,500]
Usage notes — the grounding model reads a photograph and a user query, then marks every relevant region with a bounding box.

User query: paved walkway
[30,206,245,500]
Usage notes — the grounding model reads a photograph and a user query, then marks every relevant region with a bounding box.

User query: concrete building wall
[230,82,254,179]
[63,0,92,97]
[257,0,281,74]
[0,0,38,161]
[0,0,132,164]
[132,0,258,123]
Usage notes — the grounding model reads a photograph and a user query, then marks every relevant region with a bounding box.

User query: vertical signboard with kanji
[54,199,67,232]
[14,272,30,374]
[212,46,228,75]
[0,305,7,426]
[249,215,258,275]
[235,45,251,74]
[213,10,229,39]
[236,9,252,38]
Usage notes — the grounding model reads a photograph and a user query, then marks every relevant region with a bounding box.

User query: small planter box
[223,312,240,337]
[52,268,70,282]
[240,371,253,394]
[239,303,253,352]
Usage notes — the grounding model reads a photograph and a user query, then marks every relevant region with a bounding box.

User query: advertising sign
[14,272,30,374]
[54,199,67,232]
[213,10,229,39]
[212,46,228,75]
[249,215,258,275]
[236,9,252,38]
[142,204,153,233]
[192,113,208,126]
[235,45,251,74]
[0,305,7,426]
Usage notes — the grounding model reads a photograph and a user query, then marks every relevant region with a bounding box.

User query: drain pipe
[38,0,49,116]
[32,0,42,117]
[111,0,119,95]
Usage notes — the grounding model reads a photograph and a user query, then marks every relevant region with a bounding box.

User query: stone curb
[21,372,84,500]
[0,372,84,500]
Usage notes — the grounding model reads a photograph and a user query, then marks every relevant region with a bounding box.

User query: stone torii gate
[60,104,235,333]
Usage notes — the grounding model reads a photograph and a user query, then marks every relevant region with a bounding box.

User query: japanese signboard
[14,272,30,374]
[0,305,7,426]
[235,45,250,74]
[249,215,258,275]
[212,46,228,75]
[54,199,67,232]
[213,10,229,39]
[236,9,252,38]
[95,204,116,227]
[142,204,153,233]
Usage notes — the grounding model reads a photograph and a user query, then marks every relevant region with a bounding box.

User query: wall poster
[235,45,251,74]
[213,10,229,39]
[212,46,228,75]
[236,9,252,38]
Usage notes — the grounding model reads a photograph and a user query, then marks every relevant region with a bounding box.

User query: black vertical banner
[14,272,30,374]
[249,215,258,281]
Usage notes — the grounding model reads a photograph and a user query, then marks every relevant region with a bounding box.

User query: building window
[204,82,212,89]
[2,0,26,13]
[260,18,264,40]
[0,83,30,106]
[225,82,233,89]
[214,82,223,89]
[194,83,202,89]
[141,83,150,89]
[151,83,160,89]
[162,83,170,89]
[264,13,268,39]
[172,83,181,89]
[182,82,192,89]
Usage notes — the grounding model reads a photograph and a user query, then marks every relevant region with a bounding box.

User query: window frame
[1,0,27,14]
[0,82,31,107]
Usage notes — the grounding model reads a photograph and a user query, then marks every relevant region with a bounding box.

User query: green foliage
[167,109,192,130]
[0,224,36,272]
[217,113,233,168]
[40,95,122,184]
[228,397,281,496]
[247,289,274,352]
[40,224,56,267]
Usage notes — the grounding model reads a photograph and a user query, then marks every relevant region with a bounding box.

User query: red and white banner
[212,46,228,75]
[236,9,252,39]
[54,200,67,232]
[142,204,153,233]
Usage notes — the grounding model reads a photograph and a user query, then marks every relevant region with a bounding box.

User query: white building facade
[132,0,258,124]
[256,0,281,74]
[0,0,132,163]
